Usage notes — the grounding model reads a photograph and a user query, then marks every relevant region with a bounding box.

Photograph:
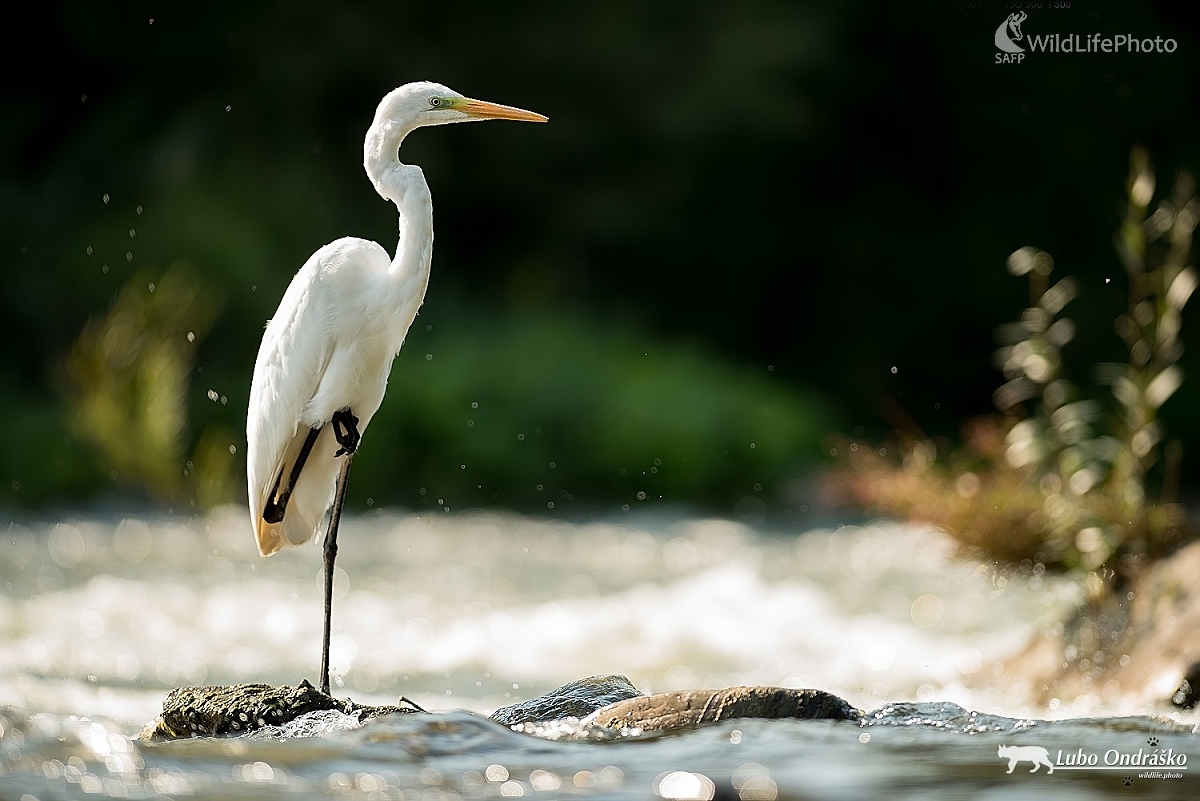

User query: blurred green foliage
[2,1,1199,516]
[62,264,237,509]
[354,308,826,515]
[992,149,1198,576]
[832,150,1196,584]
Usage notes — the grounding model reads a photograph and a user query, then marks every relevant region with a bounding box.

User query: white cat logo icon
[995,12,1028,53]
[998,744,1055,774]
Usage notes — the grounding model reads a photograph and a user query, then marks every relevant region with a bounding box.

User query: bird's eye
[429,97,442,108]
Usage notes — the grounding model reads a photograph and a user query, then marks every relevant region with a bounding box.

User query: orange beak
[458,98,548,123]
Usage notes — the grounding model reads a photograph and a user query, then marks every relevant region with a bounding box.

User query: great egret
[246,82,547,695]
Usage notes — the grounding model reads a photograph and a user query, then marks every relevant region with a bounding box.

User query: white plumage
[247,236,413,554]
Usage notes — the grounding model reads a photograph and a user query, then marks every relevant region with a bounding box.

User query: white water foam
[2,508,1089,729]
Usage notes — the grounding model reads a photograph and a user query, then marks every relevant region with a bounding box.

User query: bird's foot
[332,409,361,456]
[397,696,428,713]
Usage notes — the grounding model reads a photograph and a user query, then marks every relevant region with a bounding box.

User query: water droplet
[48,524,85,568]
[655,772,714,799]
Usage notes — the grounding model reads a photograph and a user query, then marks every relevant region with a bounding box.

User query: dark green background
[4,1,1199,520]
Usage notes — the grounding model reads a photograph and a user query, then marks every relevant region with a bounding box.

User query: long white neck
[364,120,434,322]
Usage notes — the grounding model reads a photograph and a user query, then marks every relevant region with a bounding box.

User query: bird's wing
[246,251,336,555]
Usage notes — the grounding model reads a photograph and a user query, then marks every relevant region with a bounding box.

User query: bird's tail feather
[256,517,287,556]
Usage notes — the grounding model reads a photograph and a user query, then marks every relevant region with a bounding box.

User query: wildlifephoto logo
[995,12,1028,59]
[997,739,1188,781]
[994,12,1179,65]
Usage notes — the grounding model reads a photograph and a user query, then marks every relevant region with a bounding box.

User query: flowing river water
[1,509,1196,799]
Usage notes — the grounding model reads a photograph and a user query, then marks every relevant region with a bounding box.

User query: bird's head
[374,81,548,132]
[365,82,546,200]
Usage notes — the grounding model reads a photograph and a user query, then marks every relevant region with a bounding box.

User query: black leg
[331,409,361,457]
[320,452,354,696]
[263,427,320,524]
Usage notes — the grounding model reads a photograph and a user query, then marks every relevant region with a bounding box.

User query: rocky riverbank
[998,539,1200,711]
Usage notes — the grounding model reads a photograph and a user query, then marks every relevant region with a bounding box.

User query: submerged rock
[490,674,643,725]
[586,686,861,731]
[140,679,419,741]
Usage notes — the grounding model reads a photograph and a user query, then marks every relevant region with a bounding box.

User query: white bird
[246,82,547,695]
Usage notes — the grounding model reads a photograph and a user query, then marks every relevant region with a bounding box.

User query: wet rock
[586,686,861,731]
[491,674,643,725]
[140,679,419,740]
[1171,662,1200,710]
[143,677,859,741]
